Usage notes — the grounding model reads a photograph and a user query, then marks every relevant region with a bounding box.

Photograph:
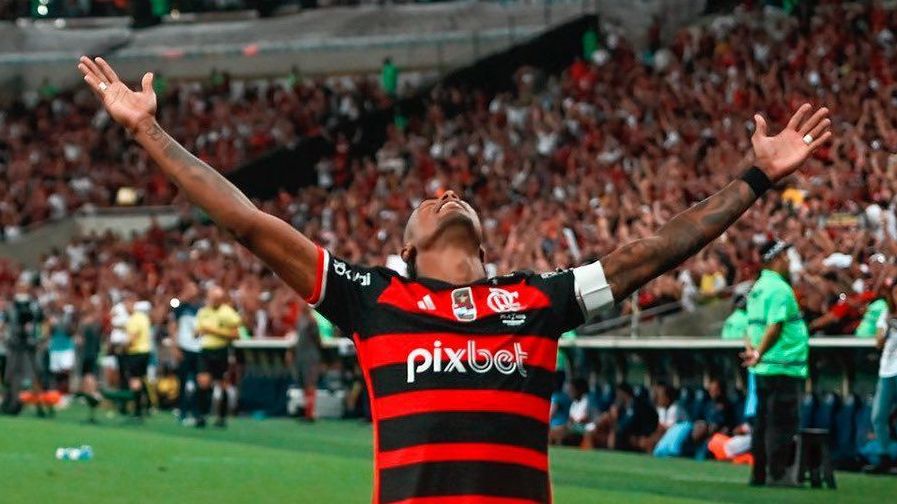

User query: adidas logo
[416,294,436,311]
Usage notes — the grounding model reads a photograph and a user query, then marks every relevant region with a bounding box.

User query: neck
[415,235,485,285]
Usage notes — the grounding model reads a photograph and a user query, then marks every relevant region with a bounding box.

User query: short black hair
[572,378,590,395]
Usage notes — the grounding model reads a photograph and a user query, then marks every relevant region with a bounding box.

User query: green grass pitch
[0,407,891,503]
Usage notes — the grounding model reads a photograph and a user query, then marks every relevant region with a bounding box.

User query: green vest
[746,270,809,378]
[381,63,399,96]
[312,310,335,342]
[582,29,599,60]
[855,298,888,338]
[721,309,748,340]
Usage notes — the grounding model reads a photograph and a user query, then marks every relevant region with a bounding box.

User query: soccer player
[75,299,104,422]
[170,282,202,425]
[195,286,242,428]
[295,302,323,422]
[78,57,831,503]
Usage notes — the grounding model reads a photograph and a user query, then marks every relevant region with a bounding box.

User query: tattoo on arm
[603,180,758,301]
[142,120,170,148]
[137,119,256,238]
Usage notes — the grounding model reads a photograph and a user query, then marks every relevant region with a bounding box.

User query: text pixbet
[406,340,528,383]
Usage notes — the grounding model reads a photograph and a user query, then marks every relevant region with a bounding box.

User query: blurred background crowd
[3,2,897,335]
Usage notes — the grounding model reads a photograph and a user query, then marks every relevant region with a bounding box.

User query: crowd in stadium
[1,0,897,469]
[0,70,389,239]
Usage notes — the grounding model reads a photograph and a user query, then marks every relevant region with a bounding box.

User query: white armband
[572,260,615,319]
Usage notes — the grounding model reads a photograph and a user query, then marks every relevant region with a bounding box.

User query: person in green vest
[721,294,748,340]
[311,309,335,342]
[152,71,168,98]
[856,273,890,338]
[742,239,809,487]
[381,57,399,98]
[582,26,598,61]
[38,78,58,100]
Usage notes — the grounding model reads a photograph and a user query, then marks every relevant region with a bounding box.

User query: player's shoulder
[485,268,576,296]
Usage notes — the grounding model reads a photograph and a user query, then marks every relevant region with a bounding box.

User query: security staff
[195,286,241,428]
[743,239,809,487]
[124,297,152,419]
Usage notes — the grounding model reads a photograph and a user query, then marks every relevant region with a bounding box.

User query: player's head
[401,190,485,279]
[759,239,791,277]
[207,285,226,307]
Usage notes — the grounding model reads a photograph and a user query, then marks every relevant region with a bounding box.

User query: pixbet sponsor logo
[406,340,528,383]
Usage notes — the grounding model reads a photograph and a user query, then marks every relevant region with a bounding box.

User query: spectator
[863,280,897,474]
[551,378,597,447]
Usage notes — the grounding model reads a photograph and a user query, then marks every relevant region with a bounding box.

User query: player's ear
[401,244,415,264]
[479,247,487,269]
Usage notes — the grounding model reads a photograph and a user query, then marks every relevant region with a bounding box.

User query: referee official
[195,286,241,428]
[742,239,809,487]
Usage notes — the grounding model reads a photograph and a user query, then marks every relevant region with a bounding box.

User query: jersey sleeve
[529,259,616,334]
[303,247,387,336]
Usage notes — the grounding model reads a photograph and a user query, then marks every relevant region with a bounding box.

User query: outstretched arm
[78,57,319,299]
[601,104,832,301]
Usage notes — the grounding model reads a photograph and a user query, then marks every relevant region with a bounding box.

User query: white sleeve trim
[572,260,615,319]
[311,249,330,309]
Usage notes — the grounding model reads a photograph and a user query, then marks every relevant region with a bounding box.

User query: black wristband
[739,166,772,197]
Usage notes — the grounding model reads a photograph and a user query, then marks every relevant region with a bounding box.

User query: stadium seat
[689,388,709,422]
[800,393,817,430]
[833,394,861,468]
[811,392,839,431]
[594,383,615,413]
[676,388,694,421]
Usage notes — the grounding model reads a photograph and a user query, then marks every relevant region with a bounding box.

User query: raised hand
[752,103,832,182]
[77,56,156,132]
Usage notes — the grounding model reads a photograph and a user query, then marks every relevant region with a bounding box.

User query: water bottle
[55,445,93,461]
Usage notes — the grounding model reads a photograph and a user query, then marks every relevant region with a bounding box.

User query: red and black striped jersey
[306,248,613,504]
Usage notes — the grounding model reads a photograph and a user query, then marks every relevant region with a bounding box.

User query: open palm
[751,103,832,182]
[77,56,156,132]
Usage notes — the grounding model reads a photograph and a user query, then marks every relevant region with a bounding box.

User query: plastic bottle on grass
[55,445,93,461]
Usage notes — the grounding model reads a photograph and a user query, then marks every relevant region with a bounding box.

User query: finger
[798,107,830,135]
[79,56,104,82]
[141,72,154,94]
[752,114,768,138]
[94,57,120,84]
[81,72,104,99]
[808,130,833,151]
[786,103,812,131]
[77,62,98,82]
[806,118,831,141]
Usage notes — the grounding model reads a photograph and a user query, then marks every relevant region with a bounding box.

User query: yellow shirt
[782,187,806,207]
[125,311,152,354]
[197,304,242,350]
